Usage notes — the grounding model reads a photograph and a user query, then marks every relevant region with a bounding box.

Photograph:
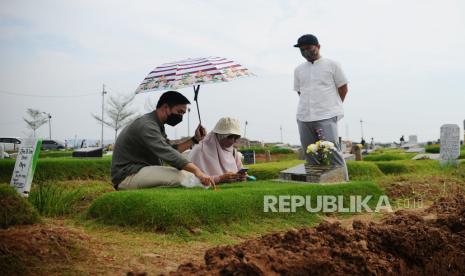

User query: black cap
[294,34,319,47]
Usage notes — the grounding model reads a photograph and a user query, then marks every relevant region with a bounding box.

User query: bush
[29,181,114,217]
[0,184,40,228]
[86,181,383,231]
[346,161,384,180]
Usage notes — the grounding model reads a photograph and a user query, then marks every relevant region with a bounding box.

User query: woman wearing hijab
[189,117,247,184]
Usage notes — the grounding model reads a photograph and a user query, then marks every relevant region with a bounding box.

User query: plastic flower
[307,144,318,154]
[306,139,337,166]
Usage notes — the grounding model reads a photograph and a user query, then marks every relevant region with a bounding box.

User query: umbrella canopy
[135,56,254,93]
[135,56,254,125]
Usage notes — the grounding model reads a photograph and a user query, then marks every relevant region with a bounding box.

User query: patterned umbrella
[135,56,254,124]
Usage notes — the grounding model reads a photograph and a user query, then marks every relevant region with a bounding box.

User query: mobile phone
[237,168,249,174]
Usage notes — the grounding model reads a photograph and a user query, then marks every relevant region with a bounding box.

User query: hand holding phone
[237,168,248,174]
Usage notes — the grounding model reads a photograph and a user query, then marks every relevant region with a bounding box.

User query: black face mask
[300,48,317,61]
[166,113,183,126]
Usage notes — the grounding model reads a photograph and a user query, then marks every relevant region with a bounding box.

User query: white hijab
[188,132,242,178]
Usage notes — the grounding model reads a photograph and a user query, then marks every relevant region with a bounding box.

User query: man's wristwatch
[191,136,199,144]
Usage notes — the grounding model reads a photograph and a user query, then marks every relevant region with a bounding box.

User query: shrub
[0,184,40,228]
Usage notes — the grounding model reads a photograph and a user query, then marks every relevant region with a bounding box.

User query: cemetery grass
[1,179,384,275]
[376,161,465,205]
[29,180,114,217]
[362,152,417,161]
[0,157,298,183]
[86,181,384,232]
[2,156,465,274]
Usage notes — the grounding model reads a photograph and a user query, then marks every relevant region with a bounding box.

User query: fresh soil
[169,195,465,275]
[0,222,91,275]
[0,218,216,275]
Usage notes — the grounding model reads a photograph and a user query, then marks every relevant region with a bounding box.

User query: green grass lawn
[363,152,416,161]
[0,158,111,183]
[1,152,460,235]
[86,180,383,232]
[29,181,114,217]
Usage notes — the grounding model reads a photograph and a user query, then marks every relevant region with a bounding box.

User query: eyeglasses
[227,135,240,141]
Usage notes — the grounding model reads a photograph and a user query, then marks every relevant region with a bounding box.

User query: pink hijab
[189,132,242,179]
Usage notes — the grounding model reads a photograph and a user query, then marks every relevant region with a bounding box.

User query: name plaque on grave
[279,164,345,184]
[10,138,42,197]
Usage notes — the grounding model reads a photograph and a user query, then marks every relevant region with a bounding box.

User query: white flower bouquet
[306,140,337,166]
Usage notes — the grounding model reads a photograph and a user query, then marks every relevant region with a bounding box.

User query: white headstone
[440,124,460,165]
[0,144,5,159]
[10,138,42,197]
[408,135,418,145]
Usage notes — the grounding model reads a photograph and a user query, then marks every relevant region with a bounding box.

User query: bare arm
[338,84,348,102]
[174,124,207,153]
[175,137,195,153]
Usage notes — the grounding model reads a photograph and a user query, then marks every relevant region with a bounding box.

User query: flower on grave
[306,129,337,166]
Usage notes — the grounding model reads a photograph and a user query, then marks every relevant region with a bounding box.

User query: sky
[1,0,465,146]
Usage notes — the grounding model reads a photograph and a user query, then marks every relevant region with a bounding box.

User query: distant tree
[23,108,47,138]
[92,93,138,142]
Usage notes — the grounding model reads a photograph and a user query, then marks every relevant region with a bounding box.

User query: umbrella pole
[193,85,202,125]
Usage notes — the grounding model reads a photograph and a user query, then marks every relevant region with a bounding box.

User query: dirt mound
[0,184,39,229]
[0,223,90,275]
[170,195,465,275]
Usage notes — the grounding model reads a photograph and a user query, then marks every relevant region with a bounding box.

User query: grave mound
[171,195,465,275]
[0,184,39,229]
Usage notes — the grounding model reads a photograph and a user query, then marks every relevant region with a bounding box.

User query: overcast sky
[1,0,464,145]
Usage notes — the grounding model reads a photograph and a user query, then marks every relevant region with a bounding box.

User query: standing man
[111,91,216,190]
[293,34,349,180]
